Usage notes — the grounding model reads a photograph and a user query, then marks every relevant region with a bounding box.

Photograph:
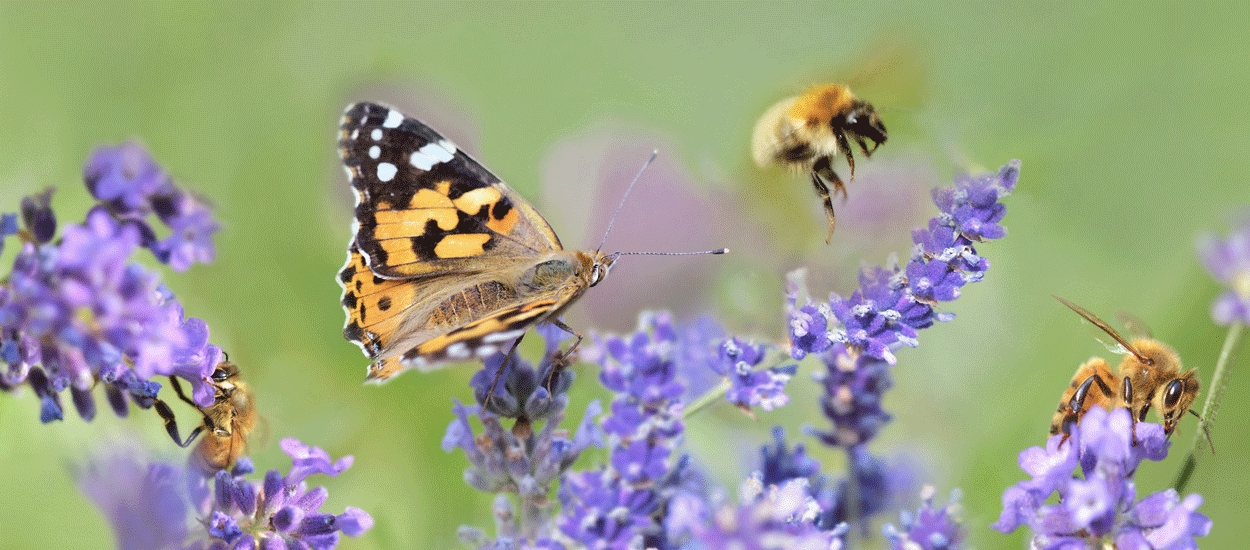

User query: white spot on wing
[432,139,457,160]
[382,109,403,128]
[410,151,437,171]
[476,345,501,358]
[482,329,525,343]
[368,145,380,159]
[446,342,470,359]
[377,162,397,182]
[371,128,382,141]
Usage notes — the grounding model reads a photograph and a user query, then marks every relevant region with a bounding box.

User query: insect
[1050,296,1212,450]
[337,102,724,382]
[751,83,888,242]
[152,359,258,474]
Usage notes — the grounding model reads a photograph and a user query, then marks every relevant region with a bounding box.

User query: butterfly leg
[545,318,584,391]
[810,157,842,243]
[486,333,527,405]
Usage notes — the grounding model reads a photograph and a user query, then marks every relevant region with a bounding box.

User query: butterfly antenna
[597,150,658,252]
[613,249,728,258]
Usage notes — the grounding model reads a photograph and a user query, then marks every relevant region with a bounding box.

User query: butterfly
[336,102,617,382]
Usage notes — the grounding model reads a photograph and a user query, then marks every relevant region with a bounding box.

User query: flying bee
[152,359,259,474]
[751,83,888,242]
[1050,296,1212,451]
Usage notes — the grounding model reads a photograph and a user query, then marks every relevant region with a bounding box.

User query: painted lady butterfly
[336,103,619,381]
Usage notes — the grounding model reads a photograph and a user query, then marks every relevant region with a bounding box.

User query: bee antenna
[1188,408,1215,454]
[597,150,658,253]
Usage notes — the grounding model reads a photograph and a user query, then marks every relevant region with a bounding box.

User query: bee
[152,359,259,474]
[751,83,888,242]
[1050,296,1212,451]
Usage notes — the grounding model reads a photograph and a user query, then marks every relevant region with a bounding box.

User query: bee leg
[810,157,841,243]
[1122,376,1139,447]
[1058,374,1116,447]
[853,135,875,157]
[168,375,201,408]
[152,396,205,448]
[834,130,856,179]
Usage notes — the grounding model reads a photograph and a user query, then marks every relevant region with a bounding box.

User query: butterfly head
[587,251,618,288]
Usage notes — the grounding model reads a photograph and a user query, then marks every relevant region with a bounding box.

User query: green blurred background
[1,2,1247,548]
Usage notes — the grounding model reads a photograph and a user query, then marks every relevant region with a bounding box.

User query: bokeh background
[1,2,1247,548]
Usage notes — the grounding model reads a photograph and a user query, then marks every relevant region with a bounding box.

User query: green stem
[1173,321,1242,493]
[683,378,730,418]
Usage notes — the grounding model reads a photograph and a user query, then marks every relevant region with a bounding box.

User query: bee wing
[1053,295,1150,364]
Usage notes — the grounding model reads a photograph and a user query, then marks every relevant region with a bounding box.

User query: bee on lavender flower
[1050,296,1212,452]
[152,359,259,474]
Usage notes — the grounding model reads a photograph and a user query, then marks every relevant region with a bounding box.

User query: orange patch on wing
[434,234,491,258]
[372,208,458,238]
[433,180,452,196]
[452,187,503,215]
[379,240,421,265]
[485,207,519,235]
[409,188,455,209]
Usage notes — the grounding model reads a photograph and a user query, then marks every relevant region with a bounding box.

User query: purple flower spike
[1197,215,1250,325]
[995,408,1208,548]
[2,146,224,425]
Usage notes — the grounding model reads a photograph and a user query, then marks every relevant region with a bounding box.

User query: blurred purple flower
[78,438,371,550]
[1197,215,1250,326]
[993,408,1210,548]
[666,476,845,550]
[883,486,965,550]
[1,145,222,423]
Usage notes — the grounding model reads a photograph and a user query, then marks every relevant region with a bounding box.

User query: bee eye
[211,369,230,382]
[1163,379,1184,408]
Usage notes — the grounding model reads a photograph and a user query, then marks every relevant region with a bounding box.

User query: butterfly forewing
[339,102,562,278]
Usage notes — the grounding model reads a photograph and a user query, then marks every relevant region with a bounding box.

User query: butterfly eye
[1163,379,1185,409]
[589,263,610,287]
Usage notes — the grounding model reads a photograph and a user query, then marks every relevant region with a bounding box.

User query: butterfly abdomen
[428,281,518,328]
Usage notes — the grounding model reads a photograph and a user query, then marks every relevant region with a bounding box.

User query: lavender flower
[1,144,222,422]
[78,438,372,550]
[993,407,1210,548]
[666,475,846,550]
[709,337,796,413]
[440,162,1017,547]
[883,486,965,550]
[443,323,605,547]
[558,312,692,550]
[1197,215,1250,326]
[776,161,1016,536]
[84,142,220,271]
